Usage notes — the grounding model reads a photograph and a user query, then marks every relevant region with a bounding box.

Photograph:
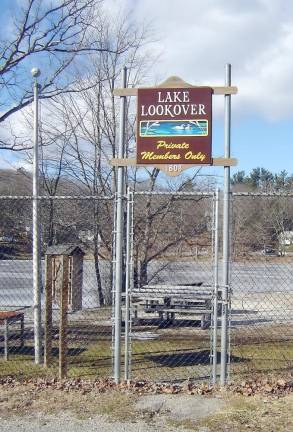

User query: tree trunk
[139,260,148,287]
[134,265,139,289]
[104,259,113,306]
[94,243,104,306]
[47,198,55,246]
[93,201,104,306]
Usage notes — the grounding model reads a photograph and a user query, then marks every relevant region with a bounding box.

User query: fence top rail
[133,191,214,197]
[0,195,114,200]
[232,192,293,197]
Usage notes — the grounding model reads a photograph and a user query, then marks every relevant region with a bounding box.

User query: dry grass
[0,384,137,421]
[197,393,293,432]
[0,383,292,431]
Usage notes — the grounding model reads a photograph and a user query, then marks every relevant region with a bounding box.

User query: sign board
[136,87,212,165]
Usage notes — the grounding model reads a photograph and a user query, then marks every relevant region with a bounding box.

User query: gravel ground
[0,412,187,432]
[0,386,225,432]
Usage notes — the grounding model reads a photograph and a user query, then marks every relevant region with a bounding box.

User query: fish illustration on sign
[140,120,208,137]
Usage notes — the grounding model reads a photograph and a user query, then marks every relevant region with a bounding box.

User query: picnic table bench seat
[126,283,221,329]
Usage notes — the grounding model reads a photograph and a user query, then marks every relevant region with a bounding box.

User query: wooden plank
[59,255,69,380]
[157,308,212,314]
[134,296,212,303]
[0,311,24,319]
[213,86,238,95]
[113,86,238,97]
[133,293,212,298]
[212,157,238,166]
[20,316,24,349]
[143,284,211,290]
[44,255,53,368]
[4,319,8,361]
[110,157,237,168]
[157,76,194,88]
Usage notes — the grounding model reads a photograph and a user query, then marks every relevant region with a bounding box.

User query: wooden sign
[136,87,212,165]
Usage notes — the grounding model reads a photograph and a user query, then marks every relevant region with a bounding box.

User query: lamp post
[31,67,42,364]
[114,66,127,383]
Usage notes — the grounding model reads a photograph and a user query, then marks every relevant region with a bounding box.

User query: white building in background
[78,230,102,244]
[279,231,293,246]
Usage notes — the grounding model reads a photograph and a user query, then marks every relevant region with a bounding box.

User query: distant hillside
[0,169,32,195]
[0,169,86,196]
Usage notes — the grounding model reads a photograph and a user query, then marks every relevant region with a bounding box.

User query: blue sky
[1,0,293,179]
[212,115,293,176]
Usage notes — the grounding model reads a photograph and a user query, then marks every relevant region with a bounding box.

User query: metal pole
[114,67,127,383]
[124,187,131,380]
[220,63,231,385]
[212,188,219,384]
[32,69,42,364]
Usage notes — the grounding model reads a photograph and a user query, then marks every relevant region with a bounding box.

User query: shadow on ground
[0,346,86,357]
[145,350,246,367]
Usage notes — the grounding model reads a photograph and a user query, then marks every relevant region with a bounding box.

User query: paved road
[0,260,111,308]
[0,259,293,308]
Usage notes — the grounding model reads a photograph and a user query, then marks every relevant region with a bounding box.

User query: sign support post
[112,72,237,385]
[220,63,232,386]
[114,67,127,384]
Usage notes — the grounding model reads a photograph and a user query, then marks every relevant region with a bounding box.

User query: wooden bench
[0,310,25,360]
[129,284,221,329]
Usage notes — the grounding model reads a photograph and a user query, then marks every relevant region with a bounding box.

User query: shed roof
[46,244,85,256]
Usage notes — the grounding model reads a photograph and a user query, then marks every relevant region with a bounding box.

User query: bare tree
[26,12,153,305]
[0,0,137,150]
[132,169,211,287]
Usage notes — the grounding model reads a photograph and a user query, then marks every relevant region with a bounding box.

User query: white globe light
[31,67,41,78]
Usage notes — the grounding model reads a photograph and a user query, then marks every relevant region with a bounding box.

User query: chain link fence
[0,191,292,383]
[0,196,114,379]
[230,192,293,379]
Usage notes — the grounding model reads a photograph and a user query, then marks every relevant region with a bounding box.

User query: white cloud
[125,0,293,120]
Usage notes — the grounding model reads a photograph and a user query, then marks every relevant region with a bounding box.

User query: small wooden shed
[45,244,85,311]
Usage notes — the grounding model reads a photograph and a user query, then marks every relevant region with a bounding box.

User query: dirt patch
[135,394,226,421]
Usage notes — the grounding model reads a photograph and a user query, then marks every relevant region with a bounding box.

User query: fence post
[44,255,52,367]
[212,188,220,384]
[220,63,232,385]
[124,187,133,380]
[114,67,127,383]
[59,255,69,380]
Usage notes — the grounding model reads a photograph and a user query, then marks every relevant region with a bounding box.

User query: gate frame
[123,189,219,383]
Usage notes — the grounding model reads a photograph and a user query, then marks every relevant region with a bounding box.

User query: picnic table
[0,310,25,360]
[129,283,221,329]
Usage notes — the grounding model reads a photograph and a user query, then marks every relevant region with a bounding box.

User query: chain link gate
[121,190,222,384]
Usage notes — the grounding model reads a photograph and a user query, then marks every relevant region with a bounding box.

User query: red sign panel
[136,87,212,165]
